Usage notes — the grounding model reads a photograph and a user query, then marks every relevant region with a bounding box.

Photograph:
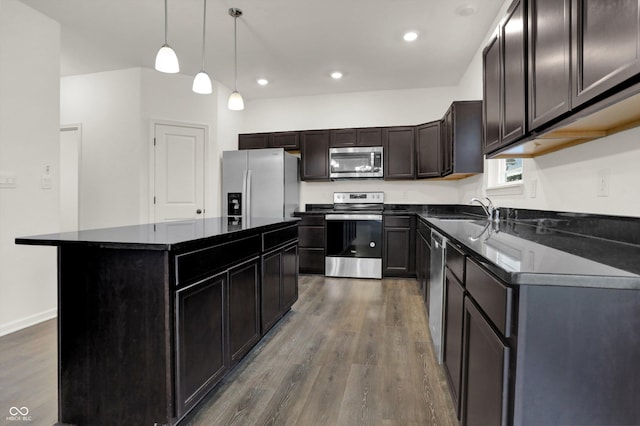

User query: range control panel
[333,192,384,204]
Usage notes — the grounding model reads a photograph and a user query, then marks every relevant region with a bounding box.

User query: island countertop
[15,216,300,251]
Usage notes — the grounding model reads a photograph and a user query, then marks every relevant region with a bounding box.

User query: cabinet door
[483,34,502,154]
[528,0,571,130]
[443,269,466,416]
[383,216,415,277]
[269,131,300,150]
[572,0,640,108]
[300,130,330,181]
[228,258,260,365]
[238,133,269,150]
[461,298,510,426]
[441,109,453,176]
[175,271,228,416]
[383,127,416,180]
[416,121,442,178]
[501,0,527,145]
[281,243,299,311]
[330,128,357,147]
[299,247,325,274]
[357,127,383,146]
[261,248,282,333]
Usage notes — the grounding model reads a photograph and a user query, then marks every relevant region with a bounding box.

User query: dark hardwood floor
[0,276,457,426]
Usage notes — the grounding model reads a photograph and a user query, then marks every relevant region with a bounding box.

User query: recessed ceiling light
[331,71,343,79]
[403,31,418,42]
[455,4,477,17]
[257,78,269,86]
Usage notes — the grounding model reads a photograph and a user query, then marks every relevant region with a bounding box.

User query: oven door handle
[325,214,383,221]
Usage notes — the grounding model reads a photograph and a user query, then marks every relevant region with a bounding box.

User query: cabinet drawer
[385,215,411,228]
[299,226,324,248]
[446,243,465,283]
[262,224,298,252]
[465,258,514,338]
[298,215,325,226]
[176,235,260,286]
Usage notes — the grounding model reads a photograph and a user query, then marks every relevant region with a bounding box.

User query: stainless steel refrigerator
[222,148,299,218]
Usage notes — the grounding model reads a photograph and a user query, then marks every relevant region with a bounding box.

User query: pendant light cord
[201,0,207,70]
[233,14,238,91]
[164,0,169,44]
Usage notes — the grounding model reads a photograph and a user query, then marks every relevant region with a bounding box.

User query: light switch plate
[0,173,17,188]
[41,174,52,189]
[596,169,610,197]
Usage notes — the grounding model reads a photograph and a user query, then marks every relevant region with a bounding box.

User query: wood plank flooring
[0,276,457,426]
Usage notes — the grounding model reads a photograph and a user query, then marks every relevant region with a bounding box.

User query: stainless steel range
[325,192,384,279]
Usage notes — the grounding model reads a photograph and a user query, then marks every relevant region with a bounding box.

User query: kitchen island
[16,216,299,426]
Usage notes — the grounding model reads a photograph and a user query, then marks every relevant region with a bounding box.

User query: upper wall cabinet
[300,130,330,181]
[383,126,416,180]
[572,0,640,108]
[329,127,383,147]
[486,0,640,158]
[442,101,484,178]
[528,0,571,131]
[238,133,270,150]
[500,0,528,145]
[482,0,527,155]
[270,132,300,150]
[416,121,442,178]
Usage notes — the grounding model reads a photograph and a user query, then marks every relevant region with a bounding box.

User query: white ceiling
[19,0,503,100]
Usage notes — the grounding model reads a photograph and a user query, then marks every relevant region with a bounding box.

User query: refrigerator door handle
[246,169,252,217]
[241,170,248,217]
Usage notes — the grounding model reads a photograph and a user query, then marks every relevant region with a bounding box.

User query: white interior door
[60,125,81,231]
[154,123,206,221]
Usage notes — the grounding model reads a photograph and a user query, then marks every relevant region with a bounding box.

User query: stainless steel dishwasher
[429,228,447,364]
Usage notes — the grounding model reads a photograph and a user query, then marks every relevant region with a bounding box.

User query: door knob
[196,209,202,214]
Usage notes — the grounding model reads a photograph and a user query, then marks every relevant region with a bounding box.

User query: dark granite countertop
[15,217,299,251]
[420,214,640,289]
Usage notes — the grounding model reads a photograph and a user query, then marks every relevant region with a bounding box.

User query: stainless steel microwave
[329,146,383,179]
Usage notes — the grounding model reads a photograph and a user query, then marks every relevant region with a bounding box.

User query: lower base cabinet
[461,298,510,426]
[262,241,299,334]
[383,215,416,277]
[229,258,261,365]
[175,271,229,417]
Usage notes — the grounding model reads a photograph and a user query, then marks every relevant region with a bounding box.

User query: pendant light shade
[228,8,244,110]
[228,91,245,110]
[192,0,212,94]
[155,0,179,73]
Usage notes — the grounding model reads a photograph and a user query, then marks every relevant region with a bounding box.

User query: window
[487,158,524,194]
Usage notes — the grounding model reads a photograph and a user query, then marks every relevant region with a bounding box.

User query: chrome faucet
[470,197,499,222]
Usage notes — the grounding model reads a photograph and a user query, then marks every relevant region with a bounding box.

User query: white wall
[243,87,463,207]
[0,0,60,335]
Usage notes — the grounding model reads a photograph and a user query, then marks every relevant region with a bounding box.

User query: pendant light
[155,0,180,73]
[228,8,244,110]
[192,0,212,94]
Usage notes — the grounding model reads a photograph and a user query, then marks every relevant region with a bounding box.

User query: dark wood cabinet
[416,220,431,311]
[262,248,282,333]
[483,34,502,154]
[357,127,383,146]
[330,128,357,147]
[270,131,300,150]
[383,126,416,180]
[443,268,465,416]
[461,298,510,426]
[298,215,325,274]
[238,133,269,150]
[501,0,527,145]
[528,0,571,130]
[572,0,640,108]
[228,258,260,365]
[175,271,228,417]
[441,101,484,177]
[383,215,415,277]
[261,241,299,334]
[416,121,441,178]
[300,130,330,181]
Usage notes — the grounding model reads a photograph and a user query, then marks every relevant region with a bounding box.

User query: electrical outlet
[596,169,610,197]
[0,173,17,188]
[529,178,537,198]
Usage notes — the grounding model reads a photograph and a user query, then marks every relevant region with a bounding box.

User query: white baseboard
[0,308,57,337]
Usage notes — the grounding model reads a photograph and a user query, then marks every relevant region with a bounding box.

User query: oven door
[325,214,382,278]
